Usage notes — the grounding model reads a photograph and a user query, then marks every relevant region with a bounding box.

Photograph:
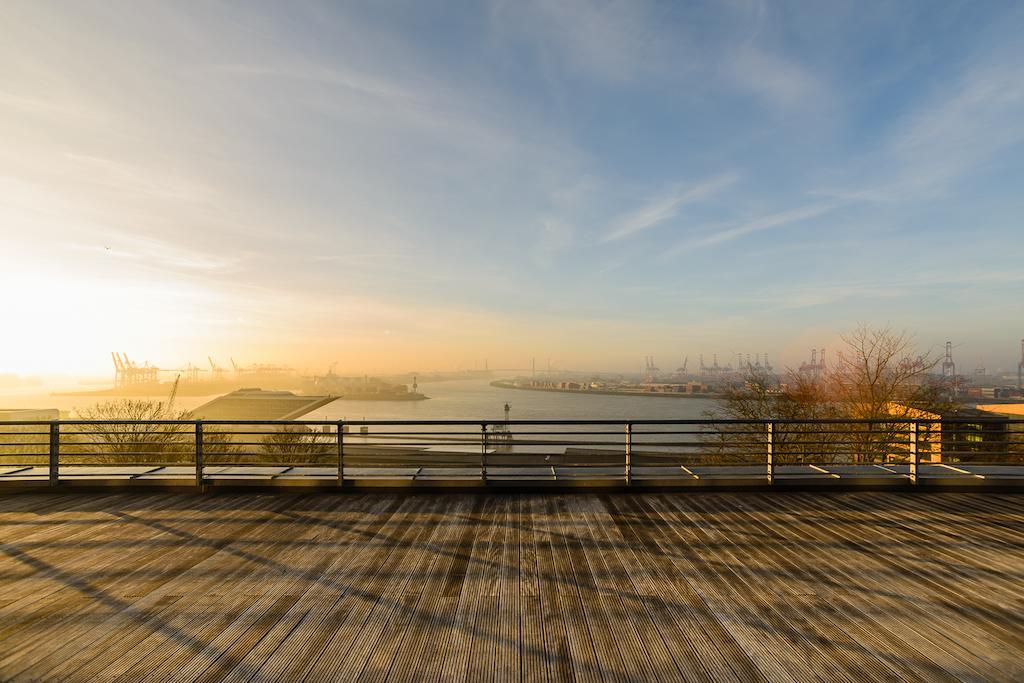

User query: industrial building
[0,408,59,422]
[191,389,338,421]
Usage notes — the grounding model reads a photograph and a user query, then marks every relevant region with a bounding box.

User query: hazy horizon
[3,1,1023,377]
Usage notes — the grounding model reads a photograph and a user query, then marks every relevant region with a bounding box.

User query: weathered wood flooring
[0,492,1022,682]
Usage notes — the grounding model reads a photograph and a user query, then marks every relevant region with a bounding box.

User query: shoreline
[490,380,725,400]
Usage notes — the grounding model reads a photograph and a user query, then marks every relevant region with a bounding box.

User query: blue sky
[2,1,1023,374]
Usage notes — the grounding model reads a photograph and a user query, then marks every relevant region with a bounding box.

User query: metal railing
[1,418,1022,487]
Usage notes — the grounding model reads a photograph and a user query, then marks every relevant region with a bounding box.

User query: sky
[2,0,1023,377]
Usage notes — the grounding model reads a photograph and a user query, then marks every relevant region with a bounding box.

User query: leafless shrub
[70,380,194,464]
[260,426,335,465]
[708,325,954,465]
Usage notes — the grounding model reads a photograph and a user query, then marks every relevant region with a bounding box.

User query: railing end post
[195,421,204,489]
[49,421,60,486]
[625,422,632,486]
[909,420,919,485]
[337,420,345,487]
[481,423,488,484]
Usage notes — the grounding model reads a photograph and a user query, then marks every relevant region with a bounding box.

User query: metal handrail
[0,417,1020,488]
[4,417,1015,425]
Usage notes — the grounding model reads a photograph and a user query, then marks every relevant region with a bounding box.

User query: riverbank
[490,379,726,400]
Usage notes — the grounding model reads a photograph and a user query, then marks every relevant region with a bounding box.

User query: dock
[1,491,1023,681]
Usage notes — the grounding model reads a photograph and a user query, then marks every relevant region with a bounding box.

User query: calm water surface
[2,378,720,421]
[310,379,719,422]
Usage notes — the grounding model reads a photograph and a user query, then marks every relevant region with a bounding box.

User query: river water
[309,379,720,422]
[2,378,720,421]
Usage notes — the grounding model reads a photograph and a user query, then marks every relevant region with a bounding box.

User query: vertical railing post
[908,421,918,485]
[766,421,775,485]
[337,421,345,487]
[49,422,59,486]
[195,421,204,488]
[624,422,632,486]
[481,423,488,484]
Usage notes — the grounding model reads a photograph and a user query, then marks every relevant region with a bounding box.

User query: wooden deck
[1,492,1022,682]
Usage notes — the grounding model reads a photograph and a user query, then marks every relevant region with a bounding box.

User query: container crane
[208,357,225,380]
[1018,339,1023,390]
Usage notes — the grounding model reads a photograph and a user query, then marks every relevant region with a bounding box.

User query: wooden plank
[725,493,962,683]
[360,497,470,682]
[243,495,410,683]
[531,494,574,683]
[400,496,483,682]
[567,495,661,682]
[0,494,277,676]
[751,493,1020,681]
[604,494,767,682]
[109,594,257,683]
[301,496,445,682]
[611,494,800,682]
[0,491,1022,683]
[574,496,685,681]
[384,496,473,683]
[546,496,605,682]
[74,495,341,682]
[434,495,505,682]
[497,495,522,683]
[183,495,368,682]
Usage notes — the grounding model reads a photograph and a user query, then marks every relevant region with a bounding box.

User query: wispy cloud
[65,235,243,276]
[208,64,412,101]
[667,201,839,254]
[2,1,1022,372]
[488,0,666,83]
[0,89,111,125]
[817,38,1024,203]
[603,173,738,242]
[63,153,214,203]
[753,268,1024,311]
[725,45,827,111]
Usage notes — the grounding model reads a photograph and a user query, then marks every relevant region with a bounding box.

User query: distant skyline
[2,1,1023,375]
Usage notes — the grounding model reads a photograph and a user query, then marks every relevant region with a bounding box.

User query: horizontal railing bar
[8,418,1024,426]
[60,441,195,446]
[56,431,196,437]
[7,416,1022,490]
[58,454,198,459]
[352,431,628,437]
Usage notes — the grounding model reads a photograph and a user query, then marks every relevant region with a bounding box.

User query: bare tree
[260,426,335,465]
[709,324,952,464]
[827,324,952,463]
[72,379,194,464]
[828,324,951,420]
[0,424,50,464]
[707,368,845,464]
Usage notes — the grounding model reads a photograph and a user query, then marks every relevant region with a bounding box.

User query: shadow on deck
[1,491,1023,681]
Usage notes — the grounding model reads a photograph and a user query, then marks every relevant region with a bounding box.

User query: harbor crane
[942,341,958,396]
[643,356,659,383]
[942,341,956,377]
[698,353,734,377]
[735,353,772,374]
[208,357,225,380]
[111,352,159,387]
[1018,338,1023,390]
[799,349,826,380]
